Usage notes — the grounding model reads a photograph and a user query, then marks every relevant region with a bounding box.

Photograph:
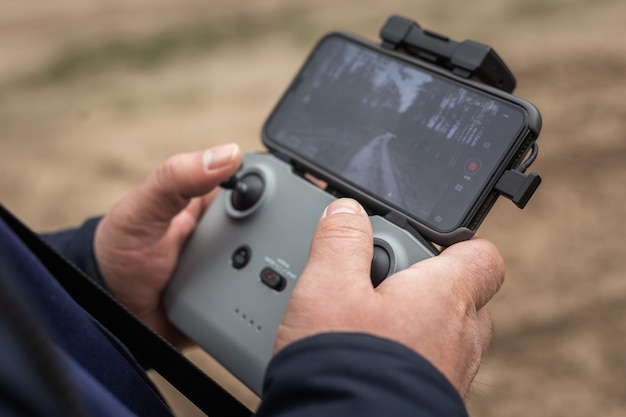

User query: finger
[476,308,494,355]
[130,143,242,228]
[408,237,504,312]
[442,237,505,311]
[167,195,213,251]
[455,309,493,399]
[300,199,373,293]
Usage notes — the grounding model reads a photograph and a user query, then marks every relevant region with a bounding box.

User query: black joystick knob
[370,244,391,287]
[229,173,265,211]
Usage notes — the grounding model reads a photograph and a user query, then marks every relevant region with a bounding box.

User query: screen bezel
[261,32,541,246]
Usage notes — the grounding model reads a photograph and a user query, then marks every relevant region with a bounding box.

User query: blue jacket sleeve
[256,333,468,417]
[40,217,106,288]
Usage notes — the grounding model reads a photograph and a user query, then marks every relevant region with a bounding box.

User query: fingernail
[322,199,362,218]
[202,144,239,171]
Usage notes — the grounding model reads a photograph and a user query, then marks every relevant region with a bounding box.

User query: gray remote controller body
[164,152,436,394]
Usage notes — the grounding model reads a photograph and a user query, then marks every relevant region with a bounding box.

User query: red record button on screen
[465,158,482,175]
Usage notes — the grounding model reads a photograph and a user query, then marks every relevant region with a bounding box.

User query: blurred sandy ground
[1,0,625,415]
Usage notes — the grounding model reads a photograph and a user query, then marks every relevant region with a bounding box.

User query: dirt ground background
[1,0,625,415]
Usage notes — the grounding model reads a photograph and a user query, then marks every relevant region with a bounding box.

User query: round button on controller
[231,245,251,269]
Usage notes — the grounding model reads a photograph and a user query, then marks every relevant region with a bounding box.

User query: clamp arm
[380,15,516,93]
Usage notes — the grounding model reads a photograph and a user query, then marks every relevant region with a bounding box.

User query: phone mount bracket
[494,169,541,209]
[380,15,517,93]
[494,142,542,209]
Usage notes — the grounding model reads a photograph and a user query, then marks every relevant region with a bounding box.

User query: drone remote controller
[164,152,437,394]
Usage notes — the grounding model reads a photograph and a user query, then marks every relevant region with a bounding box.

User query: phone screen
[263,35,528,233]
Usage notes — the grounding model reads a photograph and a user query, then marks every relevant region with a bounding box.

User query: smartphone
[262,32,542,246]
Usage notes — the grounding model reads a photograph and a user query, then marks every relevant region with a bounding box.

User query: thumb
[301,198,374,293]
[123,143,242,230]
[274,198,374,353]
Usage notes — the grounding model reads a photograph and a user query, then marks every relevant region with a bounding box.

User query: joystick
[222,173,265,211]
[371,244,392,287]
[165,152,436,395]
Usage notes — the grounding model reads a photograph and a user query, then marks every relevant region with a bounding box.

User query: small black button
[231,246,251,269]
[260,267,286,291]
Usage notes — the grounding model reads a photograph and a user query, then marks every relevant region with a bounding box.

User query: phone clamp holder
[380,15,516,93]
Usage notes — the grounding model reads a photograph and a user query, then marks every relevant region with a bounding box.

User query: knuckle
[154,155,179,187]
[318,216,370,239]
[315,215,372,249]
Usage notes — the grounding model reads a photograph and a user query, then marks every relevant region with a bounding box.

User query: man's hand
[94,144,242,346]
[274,198,505,398]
